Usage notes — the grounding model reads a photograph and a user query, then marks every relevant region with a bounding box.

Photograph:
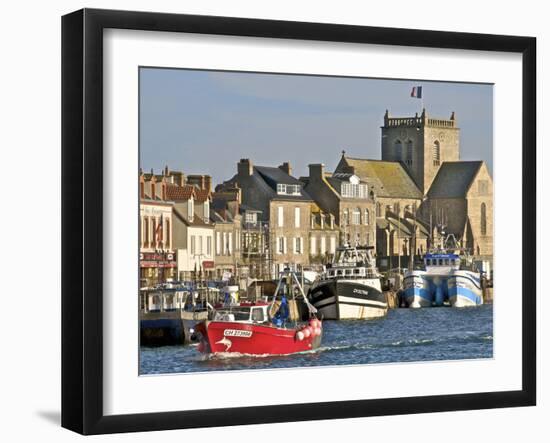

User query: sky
[139,68,493,187]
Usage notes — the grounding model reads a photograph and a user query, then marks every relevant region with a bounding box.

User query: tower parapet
[381,109,460,194]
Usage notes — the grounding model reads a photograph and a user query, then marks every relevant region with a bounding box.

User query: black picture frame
[61,8,536,435]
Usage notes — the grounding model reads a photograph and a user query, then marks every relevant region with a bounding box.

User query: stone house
[211,188,242,280]
[302,163,375,250]
[218,159,314,275]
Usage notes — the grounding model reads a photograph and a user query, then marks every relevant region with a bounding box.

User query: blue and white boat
[447,270,483,307]
[403,235,483,308]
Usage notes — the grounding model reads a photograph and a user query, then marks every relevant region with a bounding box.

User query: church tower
[381,109,460,194]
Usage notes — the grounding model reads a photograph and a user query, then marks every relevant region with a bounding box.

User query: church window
[433,141,441,166]
[406,140,413,166]
[394,140,403,161]
[481,203,487,236]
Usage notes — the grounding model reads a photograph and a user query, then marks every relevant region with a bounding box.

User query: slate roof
[427,161,483,198]
[339,157,422,199]
[222,165,313,202]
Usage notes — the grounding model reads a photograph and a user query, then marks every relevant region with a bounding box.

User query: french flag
[410,86,423,99]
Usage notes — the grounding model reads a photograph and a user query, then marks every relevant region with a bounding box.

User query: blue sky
[139,68,493,186]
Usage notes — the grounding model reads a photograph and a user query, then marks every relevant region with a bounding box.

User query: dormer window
[277,183,301,195]
[340,175,367,198]
[188,198,194,222]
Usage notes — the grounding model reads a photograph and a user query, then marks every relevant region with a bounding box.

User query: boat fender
[303,327,311,338]
[296,331,305,341]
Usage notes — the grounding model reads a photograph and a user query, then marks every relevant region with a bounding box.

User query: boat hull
[448,271,483,307]
[195,320,322,355]
[309,279,387,320]
[403,271,432,308]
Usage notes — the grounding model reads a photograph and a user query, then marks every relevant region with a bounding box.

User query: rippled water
[140,305,493,375]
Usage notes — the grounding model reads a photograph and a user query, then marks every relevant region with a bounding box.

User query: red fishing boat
[195,270,322,355]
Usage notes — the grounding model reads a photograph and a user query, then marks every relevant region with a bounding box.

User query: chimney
[279,161,292,175]
[204,176,212,192]
[309,164,325,180]
[238,158,253,177]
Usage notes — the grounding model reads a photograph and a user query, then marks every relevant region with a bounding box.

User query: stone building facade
[302,163,375,249]
[426,161,493,257]
[218,159,314,275]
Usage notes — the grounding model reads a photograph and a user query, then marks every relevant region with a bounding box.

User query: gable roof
[427,161,483,198]
[338,157,422,199]
[222,165,313,202]
[166,184,195,201]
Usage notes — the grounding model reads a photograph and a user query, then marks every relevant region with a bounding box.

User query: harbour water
[140,304,493,375]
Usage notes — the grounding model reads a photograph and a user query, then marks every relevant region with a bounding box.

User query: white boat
[308,244,387,320]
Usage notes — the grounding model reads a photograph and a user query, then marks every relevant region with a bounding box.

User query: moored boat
[308,244,387,320]
[195,270,322,355]
[403,233,483,308]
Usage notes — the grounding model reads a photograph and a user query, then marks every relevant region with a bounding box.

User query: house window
[166,219,170,249]
[199,236,203,254]
[433,140,441,166]
[245,212,257,224]
[343,209,349,226]
[144,217,149,247]
[207,236,212,256]
[278,237,285,254]
[223,232,228,255]
[481,203,487,235]
[191,236,196,255]
[188,198,194,220]
[320,237,326,255]
[330,236,336,254]
[216,232,221,255]
[235,230,240,251]
[294,237,302,254]
[277,184,301,195]
[228,233,233,254]
[340,182,367,198]
[406,140,413,166]
[310,237,317,255]
[364,209,370,225]
[352,208,361,225]
[278,206,284,227]
[294,207,300,228]
[152,218,157,248]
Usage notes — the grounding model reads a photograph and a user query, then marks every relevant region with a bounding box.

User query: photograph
[138,68,494,375]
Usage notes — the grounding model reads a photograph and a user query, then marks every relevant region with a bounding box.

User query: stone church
[334,108,493,260]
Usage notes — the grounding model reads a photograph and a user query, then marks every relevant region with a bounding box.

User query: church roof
[427,161,483,198]
[339,157,422,199]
